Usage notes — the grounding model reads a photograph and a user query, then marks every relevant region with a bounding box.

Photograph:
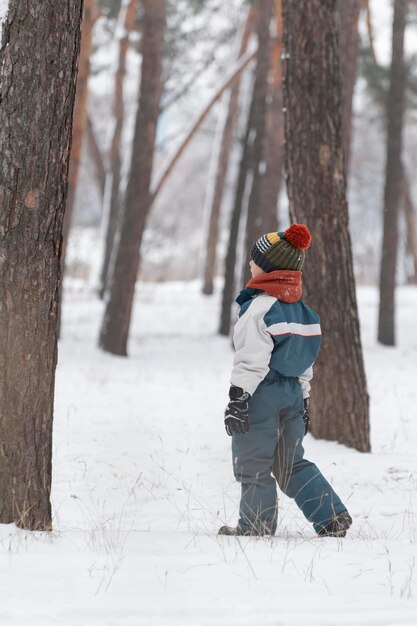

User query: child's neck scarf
[246,270,302,303]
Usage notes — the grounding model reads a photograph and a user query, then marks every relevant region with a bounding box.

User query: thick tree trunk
[336,0,361,174]
[201,5,256,296]
[99,0,165,356]
[0,0,83,529]
[241,0,274,286]
[282,0,370,452]
[378,0,408,346]
[99,0,138,299]
[62,0,98,261]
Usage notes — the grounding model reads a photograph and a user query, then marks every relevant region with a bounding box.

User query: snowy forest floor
[1,281,417,626]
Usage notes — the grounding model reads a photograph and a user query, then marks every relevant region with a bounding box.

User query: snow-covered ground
[1,281,417,625]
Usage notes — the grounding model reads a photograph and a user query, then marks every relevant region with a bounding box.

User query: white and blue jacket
[231,287,322,399]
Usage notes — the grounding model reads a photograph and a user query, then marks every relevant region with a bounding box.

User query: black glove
[303,398,310,435]
[224,386,251,436]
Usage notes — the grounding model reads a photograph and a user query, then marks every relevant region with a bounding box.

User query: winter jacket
[230,270,322,399]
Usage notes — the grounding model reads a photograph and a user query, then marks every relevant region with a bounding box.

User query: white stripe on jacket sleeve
[230,294,276,396]
[266,322,321,337]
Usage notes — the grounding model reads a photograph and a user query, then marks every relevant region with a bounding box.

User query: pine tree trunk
[282,0,370,452]
[377,0,408,346]
[241,0,274,286]
[402,169,417,284]
[201,5,256,296]
[219,0,273,335]
[99,0,138,299]
[0,0,83,529]
[62,0,98,261]
[86,115,107,199]
[257,0,284,235]
[99,0,165,356]
[219,86,254,336]
[336,0,361,173]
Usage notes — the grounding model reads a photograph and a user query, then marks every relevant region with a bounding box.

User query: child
[219,224,352,537]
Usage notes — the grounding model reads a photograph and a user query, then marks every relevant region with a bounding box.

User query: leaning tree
[282,0,370,452]
[0,0,84,529]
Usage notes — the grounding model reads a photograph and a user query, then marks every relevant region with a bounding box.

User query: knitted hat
[250,224,312,272]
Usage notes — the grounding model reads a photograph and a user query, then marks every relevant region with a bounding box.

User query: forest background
[1,0,417,624]
[68,0,416,285]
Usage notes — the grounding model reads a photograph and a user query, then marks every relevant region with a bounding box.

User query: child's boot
[317,512,352,537]
[218,525,272,537]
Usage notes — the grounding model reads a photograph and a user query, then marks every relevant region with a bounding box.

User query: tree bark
[336,0,361,174]
[99,0,165,356]
[201,5,256,296]
[241,0,274,286]
[282,0,370,452]
[377,0,408,346]
[99,0,138,299]
[0,0,83,529]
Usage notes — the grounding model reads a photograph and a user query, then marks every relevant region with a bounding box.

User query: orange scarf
[246,270,302,303]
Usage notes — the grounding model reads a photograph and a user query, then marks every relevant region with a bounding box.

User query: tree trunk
[377,0,408,346]
[336,0,361,174]
[62,0,98,262]
[402,169,417,284]
[99,0,165,356]
[0,0,83,529]
[219,3,271,336]
[219,81,255,336]
[86,115,107,200]
[99,0,138,300]
[241,0,274,286]
[201,5,256,296]
[257,0,284,235]
[282,0,370,452]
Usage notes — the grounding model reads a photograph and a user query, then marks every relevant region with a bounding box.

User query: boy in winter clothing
[219,224,352,538]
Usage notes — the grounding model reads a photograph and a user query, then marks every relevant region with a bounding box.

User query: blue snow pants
[232,370,348,535]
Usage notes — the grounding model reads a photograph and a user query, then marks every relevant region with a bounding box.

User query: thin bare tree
[378,0,408,346]
[241,0,275,286]
[62,0,99,263]
[402,168,417,283]
[219,0,274,335]
[86,115,107,200]
[99,0,166,355]
[99,0,139,299]
[201,5,256,295]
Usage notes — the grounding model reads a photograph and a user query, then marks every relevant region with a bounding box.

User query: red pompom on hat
[284,224,312,250]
